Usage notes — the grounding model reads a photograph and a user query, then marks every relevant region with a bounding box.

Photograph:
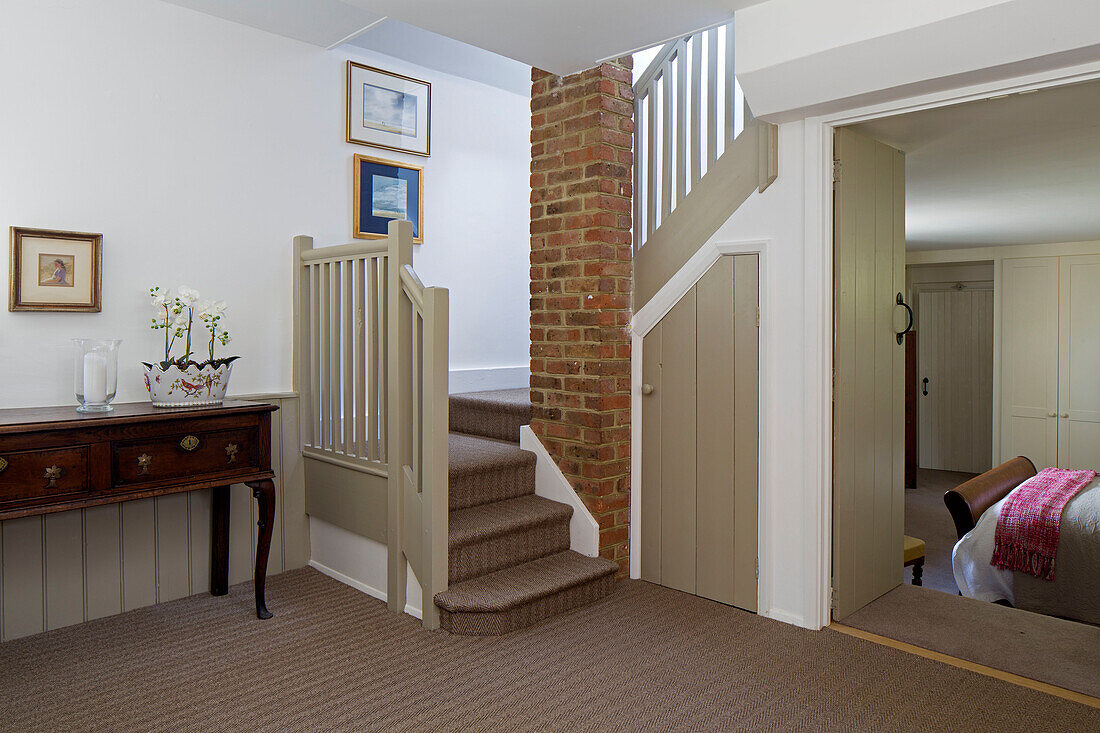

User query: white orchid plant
[147,285,236,370]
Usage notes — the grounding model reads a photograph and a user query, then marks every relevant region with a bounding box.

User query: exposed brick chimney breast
[529,58,634,575]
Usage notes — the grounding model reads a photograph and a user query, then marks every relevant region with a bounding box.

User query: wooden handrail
[292,219,449,631]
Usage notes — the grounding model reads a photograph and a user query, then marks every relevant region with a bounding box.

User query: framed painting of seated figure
[9,226,102,312]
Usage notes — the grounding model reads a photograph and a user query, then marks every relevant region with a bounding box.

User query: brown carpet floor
[841,583,1100,698]
[905,468,977,595]
[2,569,1097,732]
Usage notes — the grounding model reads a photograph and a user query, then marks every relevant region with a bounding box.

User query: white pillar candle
[83,352,108,404]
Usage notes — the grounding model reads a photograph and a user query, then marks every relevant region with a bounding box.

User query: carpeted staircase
[434,389,618,635]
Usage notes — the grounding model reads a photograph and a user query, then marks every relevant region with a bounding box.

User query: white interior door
[832,127,905,619]
[999,258,1059,468]
[1058,255,1100,469]
[916,288,993,473]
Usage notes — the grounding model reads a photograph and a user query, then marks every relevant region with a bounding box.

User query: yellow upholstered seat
[903,535,925,565]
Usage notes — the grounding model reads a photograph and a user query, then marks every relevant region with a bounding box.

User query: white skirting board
[449,366,529,393]
[519,426,599,557]
[307,517,423,619]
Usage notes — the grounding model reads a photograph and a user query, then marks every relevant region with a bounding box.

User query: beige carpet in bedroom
[841,583,1100,698]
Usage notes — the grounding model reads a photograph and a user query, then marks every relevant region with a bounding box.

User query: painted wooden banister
[292,218,448,630]
[632,20,778,311]
[385,219,449,630]
[634,21,747,249]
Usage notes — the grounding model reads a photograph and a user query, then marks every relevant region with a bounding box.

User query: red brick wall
[528,58,634,575]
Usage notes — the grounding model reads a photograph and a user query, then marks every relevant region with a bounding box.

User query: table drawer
[113,428,259,486]
[0,446,89,502]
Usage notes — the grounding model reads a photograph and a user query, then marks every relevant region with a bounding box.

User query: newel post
[385,219,414,613]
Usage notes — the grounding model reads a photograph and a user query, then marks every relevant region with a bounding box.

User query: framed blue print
[353,154,423,243]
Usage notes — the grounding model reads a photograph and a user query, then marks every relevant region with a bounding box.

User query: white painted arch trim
[803,58,1100,631]
[629,238,772,619]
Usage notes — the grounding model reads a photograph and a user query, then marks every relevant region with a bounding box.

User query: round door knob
[1048,412,1057,418]
[1061,413,1069,419]
[641,383,655,395]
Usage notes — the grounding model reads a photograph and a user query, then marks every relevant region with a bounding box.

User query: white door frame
[804,59,1100,629]
[629,239,771,616]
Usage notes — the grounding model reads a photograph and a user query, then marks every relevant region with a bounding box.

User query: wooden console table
[0,400,278,619]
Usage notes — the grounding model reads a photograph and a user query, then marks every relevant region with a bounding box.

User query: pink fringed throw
[991,467,1096,580]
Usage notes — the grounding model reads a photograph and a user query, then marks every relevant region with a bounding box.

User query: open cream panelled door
[832,127,906,620]
[640,255,759,610]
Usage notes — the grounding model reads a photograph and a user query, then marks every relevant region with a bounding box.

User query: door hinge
[755,307,760,328]
[755,557,759,579]
[832,159,841,183]
[829,582,838,611]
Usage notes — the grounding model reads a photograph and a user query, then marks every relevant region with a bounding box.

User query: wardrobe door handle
[1047,412,1057,418]
[1060,413,1069,419]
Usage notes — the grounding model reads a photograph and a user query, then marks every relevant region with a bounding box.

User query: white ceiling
[851,79,1100,250]
[160,0,385,48]
[162,0,768,76]
[346,20,530,96]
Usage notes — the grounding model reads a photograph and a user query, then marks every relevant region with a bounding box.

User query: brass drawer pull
[225,443,239,463]
[137,453,153,474]
[44,465,62,487]
[0,456,7,473]
[179,435,201,452]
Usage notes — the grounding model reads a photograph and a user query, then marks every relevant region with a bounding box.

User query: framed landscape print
[346,61,431,156]
[9,227,102,312]
[354,154,423,243]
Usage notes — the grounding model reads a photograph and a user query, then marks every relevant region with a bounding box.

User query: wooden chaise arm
[943,456,1038,540]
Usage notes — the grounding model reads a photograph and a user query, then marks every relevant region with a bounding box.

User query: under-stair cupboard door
[640,254,759,611]
[1058,255,1100,469]
[832,127,905,620]
[999,258,1059,469]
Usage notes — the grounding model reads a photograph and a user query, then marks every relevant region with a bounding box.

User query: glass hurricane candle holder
[73,338,121,412]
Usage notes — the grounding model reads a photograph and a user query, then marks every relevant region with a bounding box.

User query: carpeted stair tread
[449,389,532,444]
[447,496,573,585]
[449,494,572,548]
[448,432,535,510]
[436,550,618,614]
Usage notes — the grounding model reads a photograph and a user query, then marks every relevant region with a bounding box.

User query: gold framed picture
[346,61,431,157]
[353,154,423,243]
[9,227,102,312]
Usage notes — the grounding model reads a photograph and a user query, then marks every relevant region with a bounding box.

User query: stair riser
[449,407,529,444]
[450,463,535,511]
[449,520,570,585]
[439,574,615,635]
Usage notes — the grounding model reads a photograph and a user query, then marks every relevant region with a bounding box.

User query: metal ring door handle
[895,293,914,345]
[641,384,655,396]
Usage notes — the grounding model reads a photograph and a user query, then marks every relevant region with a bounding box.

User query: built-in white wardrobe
[1000,255,1100,470]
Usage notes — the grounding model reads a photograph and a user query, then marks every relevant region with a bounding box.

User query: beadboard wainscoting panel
[0,395,308,641]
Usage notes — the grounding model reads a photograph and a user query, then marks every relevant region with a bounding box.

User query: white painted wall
[697,121,814,626]
[0,0,530,409]
[736,0,1100,120]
